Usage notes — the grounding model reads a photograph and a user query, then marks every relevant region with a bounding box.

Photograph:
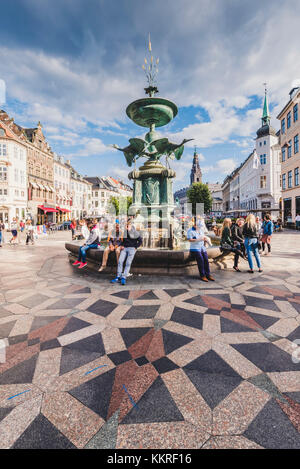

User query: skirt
[261,234,271,244]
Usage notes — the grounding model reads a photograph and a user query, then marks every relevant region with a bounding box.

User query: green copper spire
[262,83,270,126]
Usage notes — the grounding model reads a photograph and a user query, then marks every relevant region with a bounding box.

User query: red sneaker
[72,260,81,266]
[78,262,87,269]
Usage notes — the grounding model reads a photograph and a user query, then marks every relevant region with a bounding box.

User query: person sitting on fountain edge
[111,219,142,285]
[187,218,215,282]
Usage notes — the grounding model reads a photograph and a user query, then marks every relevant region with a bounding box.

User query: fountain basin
[126,97,178,128]
[65,243,230,276]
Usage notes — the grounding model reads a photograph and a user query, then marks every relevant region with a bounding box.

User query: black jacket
[121,228,142,249]
[242,223,258,238]
[231,224,244,243]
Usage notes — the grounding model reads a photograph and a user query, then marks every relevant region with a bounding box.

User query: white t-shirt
[295,215,300,222]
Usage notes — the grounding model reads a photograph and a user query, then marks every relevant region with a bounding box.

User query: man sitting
[72,222,101,269]
[187,219,215,282]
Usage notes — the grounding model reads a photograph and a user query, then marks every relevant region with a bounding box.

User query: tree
[108,196,133,216]
[187,183,212,215]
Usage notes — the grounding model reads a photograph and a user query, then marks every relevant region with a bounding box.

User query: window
[14,168,19,182]
[287,111,291,129]
[260,175,267,188]
[288,170,292,188]
[281,118,286,134]
[280,174,282,188]
[295,167,299,186]
[260,154,267,164]
[259,142,262,147]
[0,143,7,156]
[14,147,18,159]
[21,191,25,197]
[294,134,299,154]
[0,166,7,181]
[264,140,266,145]
[95,191,98,197]
[288,140,292,158]
[20,170,25,185]
[281,147,286,162]
[15,189,19,197]
[294,104,298,122]
[282,173,286,190]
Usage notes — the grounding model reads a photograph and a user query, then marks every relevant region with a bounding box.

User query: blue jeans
[0,231,2,245]
[244,238,261,270]
[117,247,136,278]
[191,249,210,277]
[77,244,98,263]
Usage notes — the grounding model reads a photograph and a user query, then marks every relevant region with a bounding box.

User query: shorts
[11,230,17,237]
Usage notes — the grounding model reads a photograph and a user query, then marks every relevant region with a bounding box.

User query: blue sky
[1,0,300,191]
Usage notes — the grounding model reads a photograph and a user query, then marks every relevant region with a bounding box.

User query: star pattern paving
[0,265,300,449]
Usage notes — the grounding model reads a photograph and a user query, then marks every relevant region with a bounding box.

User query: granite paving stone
[0,231,300,448]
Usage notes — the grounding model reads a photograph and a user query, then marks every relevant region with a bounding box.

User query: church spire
[262,83,270,126]
[190,146,202,185]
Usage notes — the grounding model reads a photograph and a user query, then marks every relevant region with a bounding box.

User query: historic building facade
[65,162,92,220]
[0,112,27,223]
[53,154,72,222]
[277,85,300,224]
[85,176,132,218]
[222,89,281,219]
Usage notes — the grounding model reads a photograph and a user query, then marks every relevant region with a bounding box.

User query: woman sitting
[98,223,123,272]
[220,218,245,272]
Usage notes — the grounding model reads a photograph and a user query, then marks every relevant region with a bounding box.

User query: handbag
[221,242,232,250]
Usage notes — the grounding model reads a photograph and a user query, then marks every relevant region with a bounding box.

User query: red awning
[56,206,71,213]
[38,205,58,213]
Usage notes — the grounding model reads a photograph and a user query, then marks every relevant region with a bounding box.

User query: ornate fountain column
[112,37,192,247]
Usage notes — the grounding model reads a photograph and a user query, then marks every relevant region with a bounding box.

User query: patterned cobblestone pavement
[0,231,299,449]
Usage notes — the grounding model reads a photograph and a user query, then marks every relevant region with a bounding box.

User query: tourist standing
[99,222,123,272]
[187,220,215,282]
[261,214,274,255]
[72,222,101,269]
[25,219,34,245]
[220,218,245,272]
[78,219,89,241]
[295,213,300,231]
[242,214,262,273]
[111,220,142,285]
[70,219,77,240]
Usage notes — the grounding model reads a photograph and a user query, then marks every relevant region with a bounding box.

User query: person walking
[220,218,245,272]
[72,222,101,269]
[187,219,215,282]
[261,214,274,255]
[99,222,123,272]
[25,219,34,245]
[0,221,4,247]
[111,220,142,285]
[295,213,300,231]
[9,218,18,245]
[242,213,262,273]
